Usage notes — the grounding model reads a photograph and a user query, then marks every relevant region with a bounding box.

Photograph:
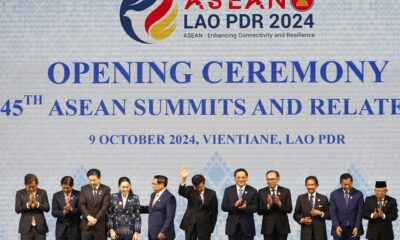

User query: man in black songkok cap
[363,181,398,240]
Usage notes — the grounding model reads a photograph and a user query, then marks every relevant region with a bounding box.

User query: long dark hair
[118,176,133,195]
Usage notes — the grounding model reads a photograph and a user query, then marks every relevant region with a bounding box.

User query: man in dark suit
[330,173,364,240]
[293,176,330,240]
[148,175,176,240]
[52,176,81,240]
[222,168,258,240]
[363,181,398,240]
[258,170,292,240]
[15,173,50,240]
[179,166,218,240]
[78,168,111,240]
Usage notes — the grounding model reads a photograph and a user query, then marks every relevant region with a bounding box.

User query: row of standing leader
[15,167,398,240]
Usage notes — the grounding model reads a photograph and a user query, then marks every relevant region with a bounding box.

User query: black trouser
[81,228,106,240]
[58,227,80,240]
[263,226,287,240]
[21,226,46,240]
[228,223,254,240]
[185,224,211,240]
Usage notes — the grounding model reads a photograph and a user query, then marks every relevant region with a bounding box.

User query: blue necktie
[310,195,314,209]
[239,188,243,200]
[344,191,349,207]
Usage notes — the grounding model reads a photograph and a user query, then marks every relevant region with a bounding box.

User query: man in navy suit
[52,176,81,240]
[257,170,292,240]
[363,181,398,240]
[330,173,364,240]
[15,174,50,240]
[148,175,176,240]
[222,168,258,240]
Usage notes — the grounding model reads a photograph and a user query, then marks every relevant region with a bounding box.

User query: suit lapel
[303,194,311,212]
[70,190,77,206]
[60,191,66,206]
[88,185,96,206]
[94,184,104,206]
[348,188,356,209]
[202,189,208,206]
[231,186,239,202]
[266,187,271,197]
[337,189,346,209]
[117,192,123,211]
[315,193,322,209]
[149,192,155,212]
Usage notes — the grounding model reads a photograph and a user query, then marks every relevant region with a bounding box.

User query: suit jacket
[107,192,141,238]
[51,190,81,240]
[179,184,218,236]
[363,195,398,240]
[78,184,111,233]
[15,188,50,235]
[148,189,176,240]
[257,185,293,235]
[329,187,364,238]
[293,192,330,240]
[221,185,258,237]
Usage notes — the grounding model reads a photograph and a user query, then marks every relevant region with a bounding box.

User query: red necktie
[65,194,71,204]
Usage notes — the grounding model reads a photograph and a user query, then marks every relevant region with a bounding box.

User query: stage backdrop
[1,0,399,239]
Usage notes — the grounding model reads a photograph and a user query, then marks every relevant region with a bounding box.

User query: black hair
[61,176,74,186]
[24,174,38,185]
[266,170,280,178]
[340,173,353,183]
[87,168,101,178]
[234,168,248,177]
[305,176,319,185]
[154,175,168,187]
[192,174,205,187]
[118,176,133,194]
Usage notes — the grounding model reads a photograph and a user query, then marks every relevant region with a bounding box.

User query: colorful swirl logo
[120,0,178,44]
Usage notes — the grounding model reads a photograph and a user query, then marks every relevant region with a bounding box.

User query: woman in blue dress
[107,177,141,240]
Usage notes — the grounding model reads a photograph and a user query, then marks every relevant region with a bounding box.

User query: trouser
[228,223,254,240]
[333,226,360,240]
[57,226,80,240]
[263,226,288,240]
[21,226,46,240]
[185,224,211,240]
[81,228,106,240]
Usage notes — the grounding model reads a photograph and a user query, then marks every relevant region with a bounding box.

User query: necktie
[239,188,243,200]
[31,193,36,226]
[310,194,314,209]
[152,193,159,206]
[93,188,97,203]
[200,192,204,205]
[65,194,71,204]
[344,191,349,207]
[378,199,383,209]
[271,189,276,203]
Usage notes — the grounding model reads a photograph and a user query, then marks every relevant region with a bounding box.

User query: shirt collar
[156,188,167,197]
[236,185,246,191]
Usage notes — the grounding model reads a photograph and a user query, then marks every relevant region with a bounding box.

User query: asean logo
[120,0,178,44]
[291,0,314,12]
